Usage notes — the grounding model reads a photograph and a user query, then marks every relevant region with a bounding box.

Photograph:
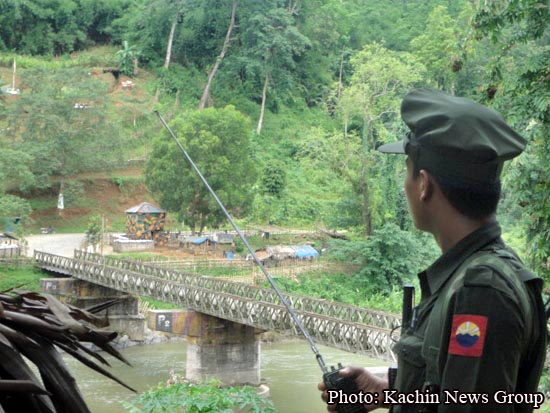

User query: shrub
[121,379,277,413]
[327,223,439,294]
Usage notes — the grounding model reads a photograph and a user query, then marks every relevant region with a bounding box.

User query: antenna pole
[155,111,328,373]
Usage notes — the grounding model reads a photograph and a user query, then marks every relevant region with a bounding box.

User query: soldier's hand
[318,366,389,412]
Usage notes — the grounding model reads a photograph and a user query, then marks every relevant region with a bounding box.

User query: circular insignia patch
[448,314,488,357]
[455,321,480,348]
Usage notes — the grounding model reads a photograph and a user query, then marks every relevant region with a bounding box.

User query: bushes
[327,223,439,294]
[121,380,276,413]
[270,273,404,313]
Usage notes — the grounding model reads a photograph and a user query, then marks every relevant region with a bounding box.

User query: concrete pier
[40,277,145,341]
[149,309,262,385]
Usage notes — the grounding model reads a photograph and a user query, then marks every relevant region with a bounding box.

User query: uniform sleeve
[437,266,527,413]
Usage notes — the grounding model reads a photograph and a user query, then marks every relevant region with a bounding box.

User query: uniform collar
[418,220,502,299]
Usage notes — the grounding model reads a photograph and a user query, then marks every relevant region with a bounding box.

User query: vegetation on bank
[0,263,43,292]
[121,379,276,413]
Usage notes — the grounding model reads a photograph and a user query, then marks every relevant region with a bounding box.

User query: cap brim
[377,140,406,154]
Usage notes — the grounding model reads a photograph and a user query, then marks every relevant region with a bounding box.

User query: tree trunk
[256,71,269,135]
[153,86,160,104]
[337,50,344,100]
[363,179,373,235]
[173,89,180,112]
[287,0,300,14]
[361,121,373,235]
[164,19,178,70]
[198,0,238,110]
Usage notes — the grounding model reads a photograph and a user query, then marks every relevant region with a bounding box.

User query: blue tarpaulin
[191,237,217,245]
[294,245,319,259]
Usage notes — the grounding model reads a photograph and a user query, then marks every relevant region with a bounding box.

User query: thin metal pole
[155,111,328,373]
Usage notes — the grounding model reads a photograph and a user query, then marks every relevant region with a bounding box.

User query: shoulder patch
[448,314,488,357]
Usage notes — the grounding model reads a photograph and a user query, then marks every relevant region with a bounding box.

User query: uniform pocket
[394,333,426,392]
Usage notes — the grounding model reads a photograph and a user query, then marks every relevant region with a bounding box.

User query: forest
[0,0,549,286]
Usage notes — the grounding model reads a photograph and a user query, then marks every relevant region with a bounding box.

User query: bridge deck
[34,250,399,361]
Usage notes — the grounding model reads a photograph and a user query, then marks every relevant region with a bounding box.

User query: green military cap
[378,89,526,183]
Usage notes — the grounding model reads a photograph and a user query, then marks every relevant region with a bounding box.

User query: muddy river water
[64,339,388,413]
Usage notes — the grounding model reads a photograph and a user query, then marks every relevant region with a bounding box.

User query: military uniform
[378,89,547,413]
[391,221,546,412]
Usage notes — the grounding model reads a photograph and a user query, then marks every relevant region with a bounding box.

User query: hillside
[27,168,156,233]
[0,46,351,235]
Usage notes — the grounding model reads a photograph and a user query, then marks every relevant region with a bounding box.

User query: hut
[0,233,21,258]
[125,202,167,245]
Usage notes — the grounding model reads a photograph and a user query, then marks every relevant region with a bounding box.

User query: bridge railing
[73,250,401,331]
[36,251,398,361]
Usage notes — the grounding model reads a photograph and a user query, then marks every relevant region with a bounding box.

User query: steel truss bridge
[34,250,399,361]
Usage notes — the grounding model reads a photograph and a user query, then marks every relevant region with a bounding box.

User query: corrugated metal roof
[125,202,166,214]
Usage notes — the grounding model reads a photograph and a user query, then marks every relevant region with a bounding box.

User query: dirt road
[25,233,86,258]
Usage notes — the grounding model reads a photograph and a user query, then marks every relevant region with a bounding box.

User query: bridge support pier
[186,312,262,385]
[40,277,145,341]
[149,310,261,385]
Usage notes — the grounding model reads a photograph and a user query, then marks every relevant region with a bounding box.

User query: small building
[0,233,21,258]
[213,232,235,244]
[125,202,167,245]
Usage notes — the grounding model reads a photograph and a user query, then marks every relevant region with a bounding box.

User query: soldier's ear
[418,169,433,202]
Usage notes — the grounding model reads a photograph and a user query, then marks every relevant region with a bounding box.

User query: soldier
[319,89,547,412]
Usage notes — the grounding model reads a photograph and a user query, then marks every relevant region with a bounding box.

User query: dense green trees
[333,43,425,234]
[2,68,124,186]
[473,0,550,279]
[0,67,126,231]
[0,0,128,54]
[1,0,548,282]
[144,106,256,234]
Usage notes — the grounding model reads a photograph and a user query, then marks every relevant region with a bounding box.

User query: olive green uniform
[377,89,547,413]
[391,221,546,412]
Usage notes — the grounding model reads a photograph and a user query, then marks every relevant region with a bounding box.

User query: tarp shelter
[294,245,319,259]
[255,245,319,261]
[191,237,217,245]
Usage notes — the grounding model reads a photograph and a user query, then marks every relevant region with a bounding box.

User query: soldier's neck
[430,213,493,254]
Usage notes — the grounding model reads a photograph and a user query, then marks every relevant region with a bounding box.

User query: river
[63,339,389,413]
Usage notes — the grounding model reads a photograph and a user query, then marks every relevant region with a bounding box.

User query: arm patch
[448,314,488,357]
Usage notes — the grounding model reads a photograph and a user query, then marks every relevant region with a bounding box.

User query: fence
[76,250,361,285]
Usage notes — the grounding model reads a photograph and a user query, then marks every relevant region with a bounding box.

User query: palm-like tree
[116,41,139,77]
[0,287,134,412]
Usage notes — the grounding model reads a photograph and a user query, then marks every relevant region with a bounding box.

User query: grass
[140,297,180,310]
[0,263,44,292]
[0,261,180,310]
[260,270,404,313]
[106,252,168,261]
